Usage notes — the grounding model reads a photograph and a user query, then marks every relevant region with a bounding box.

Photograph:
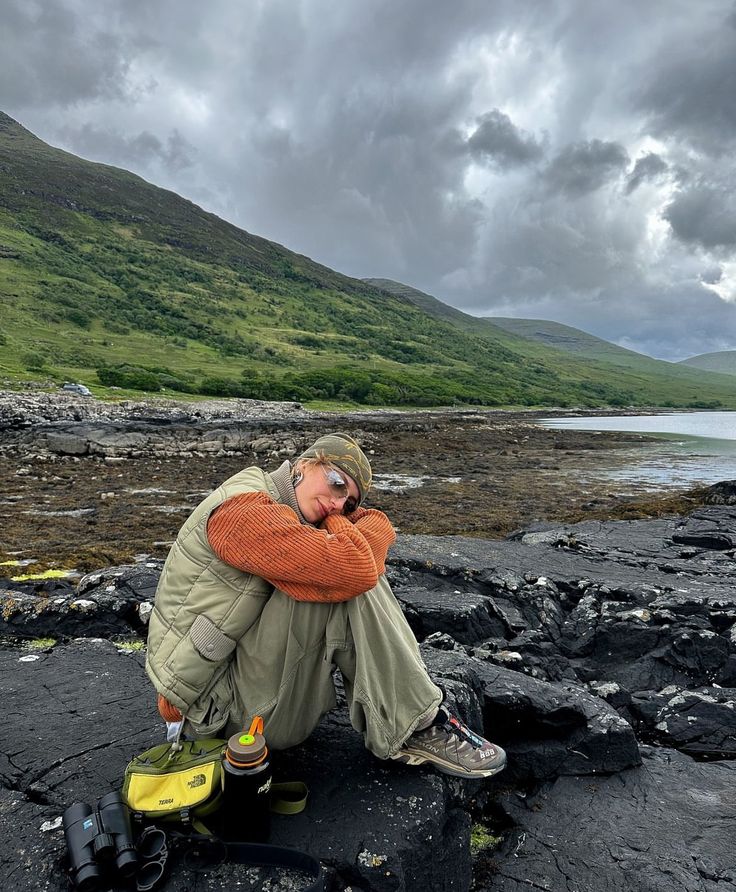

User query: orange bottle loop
[248,716,264,737]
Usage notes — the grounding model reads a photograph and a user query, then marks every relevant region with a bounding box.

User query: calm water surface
[540,411,736,490]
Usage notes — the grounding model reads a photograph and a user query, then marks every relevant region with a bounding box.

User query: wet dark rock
[474,630,579,683]
[422,646,641,783]
[4,503,736,890]
[393,507,736,695]
[489,747,736,892]
[0,563,163,640]
[76,562,163,603]
[704,479,736,505]
[631,686,736,758]
[1,639,473,892]
[394,585,505,645]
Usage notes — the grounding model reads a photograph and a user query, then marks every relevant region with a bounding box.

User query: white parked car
[61,382,92,397]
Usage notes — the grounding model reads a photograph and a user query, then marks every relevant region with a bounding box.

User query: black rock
[704,479,736,505]
[5,502,736,891]
[631,686,736,758]
[488,747,736,891]
[421,647,641,783]
[0,640,474,892]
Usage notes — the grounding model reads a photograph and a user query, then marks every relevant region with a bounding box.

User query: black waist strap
[225,841,323,892]
[169,831,324,892]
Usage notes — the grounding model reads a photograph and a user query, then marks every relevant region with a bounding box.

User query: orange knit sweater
[206,492,396,602]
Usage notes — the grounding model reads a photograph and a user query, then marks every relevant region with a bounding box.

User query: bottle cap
[226,716,268,767]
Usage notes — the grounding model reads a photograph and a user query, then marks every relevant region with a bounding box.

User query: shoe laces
[444,714,487,750]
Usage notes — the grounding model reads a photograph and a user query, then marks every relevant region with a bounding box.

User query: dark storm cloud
[59,124,196,173]
[665,179,736,249]
[235,81,487,284]
[542,140,629,197]
[466,110,544,168]
[0,0,130,106]
[633,4,736,154]
[625,152,668,194]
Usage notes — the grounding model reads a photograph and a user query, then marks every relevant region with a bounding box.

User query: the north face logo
[187,773,207,789]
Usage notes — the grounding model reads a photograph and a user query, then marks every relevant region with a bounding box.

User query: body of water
[540,411,736,490]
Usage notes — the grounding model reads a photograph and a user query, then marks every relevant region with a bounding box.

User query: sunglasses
[322,466,358,514]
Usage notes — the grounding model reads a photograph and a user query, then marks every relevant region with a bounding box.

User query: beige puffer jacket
[145,464,286,714]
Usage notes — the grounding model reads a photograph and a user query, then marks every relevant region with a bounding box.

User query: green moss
[114,639,146,652]
[27,637,56,649]
[470,823,502,856]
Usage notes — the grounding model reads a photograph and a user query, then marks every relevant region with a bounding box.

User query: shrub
[200,377,246,397]
[23,351,47,371]
[97,365,162,391]
[64,308,92,328]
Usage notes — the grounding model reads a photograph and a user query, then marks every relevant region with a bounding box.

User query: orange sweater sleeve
[346,508,396,575]
[206,492,394,602]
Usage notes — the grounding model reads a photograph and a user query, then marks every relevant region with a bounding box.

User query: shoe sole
[392,749,507,779]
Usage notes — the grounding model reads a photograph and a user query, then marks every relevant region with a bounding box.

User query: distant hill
[679,350,736,377]
[1,110,734,408]
[487,317,645,364]
[365,279,736,408]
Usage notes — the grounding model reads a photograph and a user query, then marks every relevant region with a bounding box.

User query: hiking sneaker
[392,708,506,779]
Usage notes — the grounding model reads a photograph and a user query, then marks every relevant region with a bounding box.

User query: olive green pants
[185,576,442,759]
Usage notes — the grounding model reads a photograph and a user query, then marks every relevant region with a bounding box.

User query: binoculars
[62,791,138,891]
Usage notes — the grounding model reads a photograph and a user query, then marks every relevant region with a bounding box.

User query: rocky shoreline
[2,392,735,891]
[0,391,713,575]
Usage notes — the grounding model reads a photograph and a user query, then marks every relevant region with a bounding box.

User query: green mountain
[1,110,734,408]
[364,279,736,407]
[679,350,736,377]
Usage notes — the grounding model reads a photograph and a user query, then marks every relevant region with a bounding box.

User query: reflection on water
[372,473,462,493]
[541,411,736,440]
[540,411,736,490]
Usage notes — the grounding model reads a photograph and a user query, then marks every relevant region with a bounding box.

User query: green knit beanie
[297,432,372,505]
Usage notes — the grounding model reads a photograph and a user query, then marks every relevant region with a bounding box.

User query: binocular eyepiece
[62,791,138,891]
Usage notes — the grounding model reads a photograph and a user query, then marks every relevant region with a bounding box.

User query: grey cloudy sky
[2,0,736,360]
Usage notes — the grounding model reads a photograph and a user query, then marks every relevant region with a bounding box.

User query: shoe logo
[187,773,207,789]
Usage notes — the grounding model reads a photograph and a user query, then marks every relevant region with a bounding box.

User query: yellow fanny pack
[122,739,225,825]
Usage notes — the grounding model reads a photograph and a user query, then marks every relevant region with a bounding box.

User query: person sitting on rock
[147,432,506,779]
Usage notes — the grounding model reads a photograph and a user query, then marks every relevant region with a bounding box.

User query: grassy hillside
[679,350,736,377]
[488,317,646,364]
[1,110,734,408]
[366,278,736,408]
